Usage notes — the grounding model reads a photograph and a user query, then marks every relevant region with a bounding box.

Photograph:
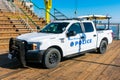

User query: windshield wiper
[39,30,51,33]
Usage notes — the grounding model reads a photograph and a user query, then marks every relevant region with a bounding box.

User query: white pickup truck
[8,20,113,68]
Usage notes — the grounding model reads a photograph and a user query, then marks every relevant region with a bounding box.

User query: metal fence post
[118,24,120,40]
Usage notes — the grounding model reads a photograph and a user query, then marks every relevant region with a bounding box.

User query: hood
[17,32,58,42]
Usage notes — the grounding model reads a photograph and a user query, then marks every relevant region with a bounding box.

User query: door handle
[93,35,97,37]
[81,36,85,39]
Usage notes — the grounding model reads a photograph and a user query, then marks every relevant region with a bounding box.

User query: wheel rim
[101,42,106,52]
[49,53,58,64]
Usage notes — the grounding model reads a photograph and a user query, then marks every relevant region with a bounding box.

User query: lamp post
[44,0,52,24]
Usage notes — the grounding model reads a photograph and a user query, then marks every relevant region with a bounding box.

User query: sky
[32,0,120,23]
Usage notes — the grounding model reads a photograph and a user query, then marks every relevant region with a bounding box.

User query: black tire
[98,40,108,54]
[43,48,61,69]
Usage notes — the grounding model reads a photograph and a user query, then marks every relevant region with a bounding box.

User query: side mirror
[67,31,77,37]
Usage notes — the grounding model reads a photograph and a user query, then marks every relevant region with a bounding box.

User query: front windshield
[40,22,69,34]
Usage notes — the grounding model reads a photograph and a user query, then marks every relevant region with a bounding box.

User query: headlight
[32,43,37,50]
[28,42,42,50]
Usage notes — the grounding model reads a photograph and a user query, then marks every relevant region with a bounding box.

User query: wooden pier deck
[0,40,120,80]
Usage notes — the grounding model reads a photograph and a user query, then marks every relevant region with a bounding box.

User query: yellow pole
[44,0,52,24]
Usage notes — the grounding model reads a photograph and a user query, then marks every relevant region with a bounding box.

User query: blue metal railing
[21,0,57,20]
[97,23,120,40]
[9,1,39,31]
[20,8,39,29]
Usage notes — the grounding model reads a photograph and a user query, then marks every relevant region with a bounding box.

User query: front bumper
[26,50,45,63]
[8,38,45,67]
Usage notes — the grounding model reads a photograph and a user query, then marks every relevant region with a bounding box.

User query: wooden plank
[0,41,119,80]
[85,41,120,80]
[74,41,119,80]
[97,47,120,80]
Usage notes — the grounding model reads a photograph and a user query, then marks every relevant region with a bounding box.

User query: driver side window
[68,23,82,34]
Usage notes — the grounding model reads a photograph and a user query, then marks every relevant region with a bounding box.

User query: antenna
[74,0,78,18]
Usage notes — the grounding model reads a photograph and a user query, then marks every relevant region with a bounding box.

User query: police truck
[8,20,113,68]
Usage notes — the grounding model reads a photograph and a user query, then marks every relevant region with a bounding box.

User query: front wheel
[43,48,61,69]
[97,40,108,54]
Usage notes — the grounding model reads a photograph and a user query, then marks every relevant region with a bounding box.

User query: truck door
[65,23,83,55]
[80,22,97,51]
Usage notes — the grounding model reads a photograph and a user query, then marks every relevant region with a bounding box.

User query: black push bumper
[9,38,44,67]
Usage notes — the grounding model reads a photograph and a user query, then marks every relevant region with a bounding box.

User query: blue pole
[118,24,120,40]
